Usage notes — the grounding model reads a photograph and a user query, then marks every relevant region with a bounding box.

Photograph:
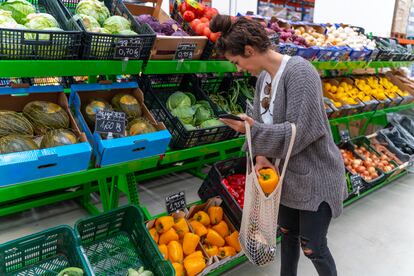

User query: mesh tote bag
[239,121,297,266]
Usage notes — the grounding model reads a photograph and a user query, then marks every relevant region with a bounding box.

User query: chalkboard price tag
[350,174,363,192]
[175,43,196,60]
[114,38,143,59]
[95,110,126,135]
[340,130,350,143]
[166,191,186,214]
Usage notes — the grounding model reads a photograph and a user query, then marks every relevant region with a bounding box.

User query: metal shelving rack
[0,59,412,275]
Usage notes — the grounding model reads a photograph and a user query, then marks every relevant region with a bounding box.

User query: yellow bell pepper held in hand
[149,228,159,244]
[183,232,200,256]
[172,262,184,276]
[184,250,203,262]
[184,256,206,276]
[205,229,225,247]
[225,231,242,252]
[158,244,168,260]
[173,217,190,239]
[208,206,223,225]
[212,220,230,238]
[155,216,174,234]
[218,246,237,258]
[190,220,208,237]
[193,211,210,226]
[204,244,219,257]
[168,240,184,263]
[258,168,279,195]
[159,227,179,245]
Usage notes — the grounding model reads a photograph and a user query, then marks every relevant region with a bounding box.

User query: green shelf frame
[143,60,237,74]
[312,60,414,70]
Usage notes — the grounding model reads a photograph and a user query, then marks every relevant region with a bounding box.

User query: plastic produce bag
[377,128,413,160]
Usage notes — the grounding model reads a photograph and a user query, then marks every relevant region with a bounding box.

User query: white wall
[314,0,395,37]
[212,0,258,15]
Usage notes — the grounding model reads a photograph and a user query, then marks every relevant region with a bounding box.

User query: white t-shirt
[260,55,291,124]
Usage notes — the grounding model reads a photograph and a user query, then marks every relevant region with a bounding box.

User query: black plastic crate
[0,0,82,60]
[141,74,238,149]
[60,0,155,60]
[198,157,246,229]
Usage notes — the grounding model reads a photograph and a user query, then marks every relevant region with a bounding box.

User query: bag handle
[245,122,297,183]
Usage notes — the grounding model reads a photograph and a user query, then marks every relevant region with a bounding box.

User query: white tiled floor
[0,172,413,276]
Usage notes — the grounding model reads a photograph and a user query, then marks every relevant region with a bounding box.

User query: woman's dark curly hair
[210,15,271,57]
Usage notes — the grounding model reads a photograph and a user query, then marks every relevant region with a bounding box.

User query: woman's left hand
[219,114,255,134]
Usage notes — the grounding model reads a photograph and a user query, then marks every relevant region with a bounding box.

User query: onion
[380,154,388,161]
[384,166,392,172]
[367,167,376,174]
[364,176,372,181]
[352,159,362,166]
[356,166,366,174]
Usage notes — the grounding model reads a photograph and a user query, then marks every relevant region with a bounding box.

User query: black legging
[278,202,337,276]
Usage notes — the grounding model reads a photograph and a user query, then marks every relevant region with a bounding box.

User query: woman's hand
[219,114,255,134]
[255,156,276,175]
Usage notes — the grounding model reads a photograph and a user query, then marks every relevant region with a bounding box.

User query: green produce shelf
[312,60,413,70]
[143,60,237,74]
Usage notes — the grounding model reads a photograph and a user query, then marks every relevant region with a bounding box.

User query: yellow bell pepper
[225,231,242,252]
[159,227,179,245]
[158,244,168,260]
[168,240,184,263]
[218,246,236,258]
[155,216,174,234]
[190,220,208,237]
[183,232,200,256]
[208,206,223,225]
[204,244,218,257]
[212,221,230,238]
[193,211,210,226]
[205,229,225,247]
[172,262,184,276]
[258,168,279,195]
[184,256,206,276]
[173,218,190,239]
[149,228,159,244]
[183,250,203,262]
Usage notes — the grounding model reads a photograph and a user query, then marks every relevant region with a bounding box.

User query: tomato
[183,10,195,22]
[190,18,201,30]
[203,27,211,38]
[179,2,186,14]
[209,32,220,43]
[200,17,209,24]
[204,8,214,20]
[195,23,206,35]
[195,3,206,18]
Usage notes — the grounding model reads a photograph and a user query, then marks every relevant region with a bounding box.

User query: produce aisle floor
[0,173,413,276]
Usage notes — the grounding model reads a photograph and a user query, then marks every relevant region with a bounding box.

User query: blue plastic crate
[69,82,171,167]
[296,46,319,60]
[349,47,372,61]
[0,86,91,186]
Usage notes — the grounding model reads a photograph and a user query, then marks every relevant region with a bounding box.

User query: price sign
[166,191,186,214]
[114,38,143,59]
[95,110,126,135]
[175,43,196,60]
[350,174,363,193]
[340,130,350,143]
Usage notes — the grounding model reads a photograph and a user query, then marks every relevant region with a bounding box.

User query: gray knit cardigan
[246,56,348,218]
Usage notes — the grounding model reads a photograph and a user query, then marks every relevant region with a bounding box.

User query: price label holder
[166,191,187,214]
[350,174,363,195]
[340,130,351,143]
[114,38,143,59]
[175,43,196,60]
[95,110,126,137]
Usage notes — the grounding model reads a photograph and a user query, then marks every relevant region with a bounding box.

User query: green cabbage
[166,92,192,111]
[0,9,17,27]
[194,105,212,126]
[171,106,195,125]
[75,14,100,32]
[103,15,131,34]
[25,13,59,30]
[76,0,110,25]
[200,119,224,129]
[117,29,138,36]
[0,0,35,24]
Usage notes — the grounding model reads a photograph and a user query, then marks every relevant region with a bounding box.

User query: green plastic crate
[75,205,174,276]
[0,225,92,276]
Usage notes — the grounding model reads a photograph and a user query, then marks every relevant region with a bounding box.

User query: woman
[210,15,348,276]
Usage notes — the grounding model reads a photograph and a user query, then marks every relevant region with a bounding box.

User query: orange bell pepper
[168,240,184,263]
[204,244,218,257]
[258,168,279,195]
[218,246,236,258]
[159,227,179,245]
[184,255,206,276]
[172,262,184,276]
[173,217,190,239]
[149,228,159,243]
[183,232,200,256]
[193,211,210,226]
[205,229,225,247]
[155,216,174,233]
[158,244,168,260]
[212,221,230,238]
[208,206,223,225]
[225,231,242,252]
[183,250,204,262]
[190,220,208,237]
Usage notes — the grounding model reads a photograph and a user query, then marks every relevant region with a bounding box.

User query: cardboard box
[0,85,91,186]
[69,82,171,167]
[123,1,208,60]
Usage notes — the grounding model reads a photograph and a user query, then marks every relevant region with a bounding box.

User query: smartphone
[218,113,244,121]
